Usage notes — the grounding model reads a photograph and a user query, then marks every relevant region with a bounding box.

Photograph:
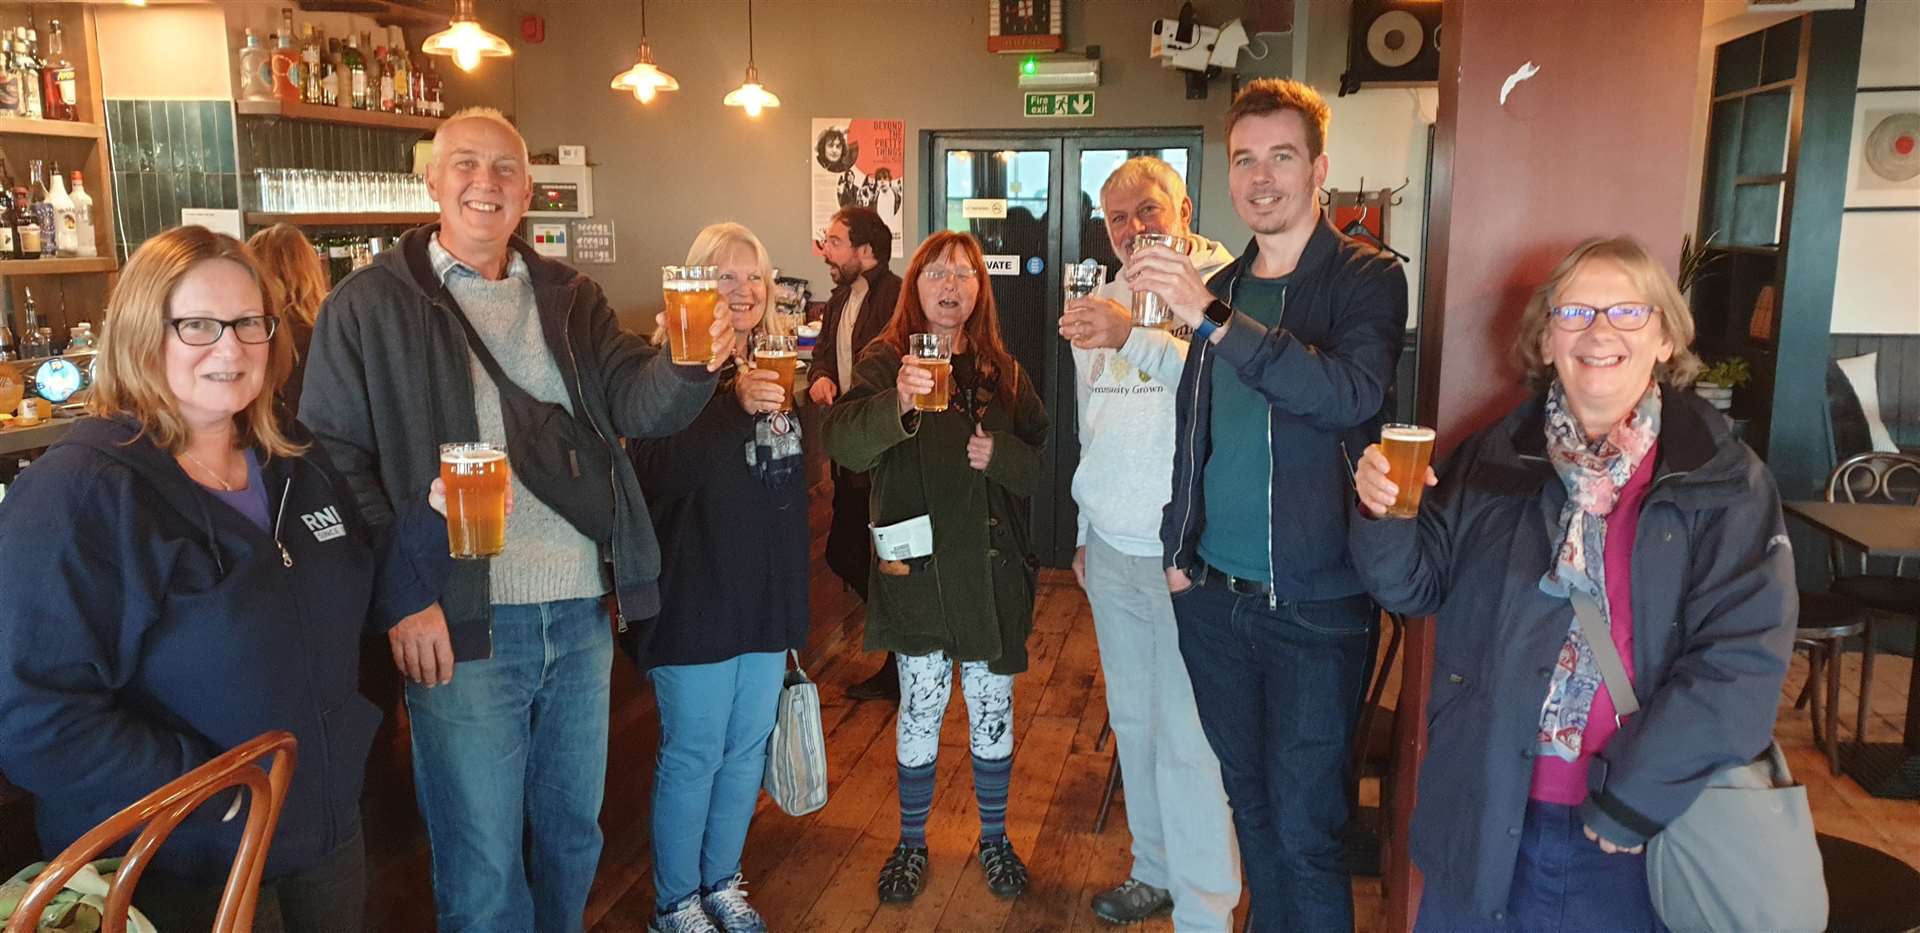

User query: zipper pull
[279,543,293,568]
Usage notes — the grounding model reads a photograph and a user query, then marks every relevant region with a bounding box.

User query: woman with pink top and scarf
[1347,237,1797,932]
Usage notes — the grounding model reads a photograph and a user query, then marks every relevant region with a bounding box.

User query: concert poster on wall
[811,118,906,258]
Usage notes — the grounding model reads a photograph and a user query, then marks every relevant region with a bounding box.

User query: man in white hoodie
[1060,156,1239,930]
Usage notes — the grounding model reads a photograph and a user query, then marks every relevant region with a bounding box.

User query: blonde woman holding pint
[629,223,806,933]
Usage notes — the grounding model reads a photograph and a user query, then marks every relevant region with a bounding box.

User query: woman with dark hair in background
[823,231,1049,905]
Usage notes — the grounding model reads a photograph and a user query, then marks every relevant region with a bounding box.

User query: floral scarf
[1535,380,1661,762]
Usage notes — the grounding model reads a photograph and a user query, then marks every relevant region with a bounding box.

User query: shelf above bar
[0,257,119,275]
[246,212,437,226]
[0,117,106,140]
[0,417,76,457]
[235,100,443,132]
[296,0,450,29]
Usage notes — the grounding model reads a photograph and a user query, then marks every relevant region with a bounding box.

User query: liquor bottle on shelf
[361,32,382,112]
[271,9,301,105]
[0,163,16,259]
[376,40,395,113]
[239,28,274,102]
[39,20,75,121]
[28,161,52,258]
[0,33,22,118]
[301,23,322,104]
[344,33,367,111]
[14,28,40,120]
[320,36,340,106]
[388,28,411,116]
[48,170,75,257]
[69,171,95,258]
[18,287,47,358]
[11,187,37,259]
[422,56,443,117]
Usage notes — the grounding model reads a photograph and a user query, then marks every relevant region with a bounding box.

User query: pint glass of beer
[440,442,509,559]
[662,265,721,366]
[752,333,798,412]
[1129,233,1195,328]
[1379,424,1437,519]
[907,333,953,412]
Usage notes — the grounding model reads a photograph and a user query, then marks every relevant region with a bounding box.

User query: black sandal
[977,838,1029,898]
[877,843,930,903]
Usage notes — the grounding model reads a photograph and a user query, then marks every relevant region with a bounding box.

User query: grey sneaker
[649,894,720,933]
[701,874,768,933]
[1090,878,1173,924]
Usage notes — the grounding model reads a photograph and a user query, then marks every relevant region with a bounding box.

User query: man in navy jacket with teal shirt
[1135,79,1407,932]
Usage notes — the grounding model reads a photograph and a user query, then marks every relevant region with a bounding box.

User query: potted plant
[1694,357,1750,412]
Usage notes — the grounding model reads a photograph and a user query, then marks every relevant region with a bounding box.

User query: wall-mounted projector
[1152,15,1249,72]
[1017,58,1102,89]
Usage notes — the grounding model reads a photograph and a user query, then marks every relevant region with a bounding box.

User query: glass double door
[926,130,1202,567]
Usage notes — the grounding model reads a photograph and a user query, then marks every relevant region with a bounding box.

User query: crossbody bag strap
[1569,588,1640,720]
[441,290,542,409]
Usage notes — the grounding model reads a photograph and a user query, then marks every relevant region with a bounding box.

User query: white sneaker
[649,894,720,933]
[701,874,768,933]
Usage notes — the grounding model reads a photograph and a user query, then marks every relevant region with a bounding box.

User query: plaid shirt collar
[428,234,531,286]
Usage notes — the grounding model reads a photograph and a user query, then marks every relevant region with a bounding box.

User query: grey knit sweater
[430,236,605,606]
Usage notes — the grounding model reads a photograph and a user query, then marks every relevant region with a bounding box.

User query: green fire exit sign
[1024,92,1095,118]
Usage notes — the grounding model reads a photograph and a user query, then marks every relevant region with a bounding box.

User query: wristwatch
[1192,299,1234,343]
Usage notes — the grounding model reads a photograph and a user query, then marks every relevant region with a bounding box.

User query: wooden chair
[4,731,298,933]
[1794,593,1868,774]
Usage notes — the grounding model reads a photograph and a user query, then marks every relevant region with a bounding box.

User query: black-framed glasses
[1547,303,1656,333]
[166,315,278,346]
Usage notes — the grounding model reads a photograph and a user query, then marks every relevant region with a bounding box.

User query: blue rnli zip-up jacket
[0,416,384,882]
[1160,217,1409,600]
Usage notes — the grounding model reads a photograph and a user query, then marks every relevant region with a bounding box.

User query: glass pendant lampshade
[723,0,779,117]
[422,0,512,73]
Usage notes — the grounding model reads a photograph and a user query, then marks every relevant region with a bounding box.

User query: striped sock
[971,752,1013,844]
[897,761,937,847]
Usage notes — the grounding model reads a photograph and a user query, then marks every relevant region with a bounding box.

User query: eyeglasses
[167,316,278,346]
[921,265,979,283]
[1547,303,1656,332]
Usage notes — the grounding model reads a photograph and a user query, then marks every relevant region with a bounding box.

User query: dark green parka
[822,342,1049,674]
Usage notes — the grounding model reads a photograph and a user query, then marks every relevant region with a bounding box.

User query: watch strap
[1193,317,1218,342]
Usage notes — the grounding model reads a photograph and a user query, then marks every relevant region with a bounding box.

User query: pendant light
[422,0,512,73]
[610,0,678,103]
[722,0,780,117]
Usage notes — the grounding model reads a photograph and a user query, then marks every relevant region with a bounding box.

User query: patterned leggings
[895,650,1014,767]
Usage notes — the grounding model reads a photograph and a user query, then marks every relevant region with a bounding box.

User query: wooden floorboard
[346,490,1920,932]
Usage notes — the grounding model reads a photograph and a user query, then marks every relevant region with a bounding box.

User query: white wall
[96,5,234,100]
[1831,0,1920,335]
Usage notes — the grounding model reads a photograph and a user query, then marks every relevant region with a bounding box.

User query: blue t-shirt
[1199,274,1288,582]
[207,448,270,531]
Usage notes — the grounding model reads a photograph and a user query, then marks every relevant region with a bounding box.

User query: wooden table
[1784,500,1920,799]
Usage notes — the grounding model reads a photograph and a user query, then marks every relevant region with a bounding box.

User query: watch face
[33,357,83,403]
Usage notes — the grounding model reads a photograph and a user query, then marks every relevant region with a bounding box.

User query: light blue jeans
[648,651,787,910]
[405,596,613,933]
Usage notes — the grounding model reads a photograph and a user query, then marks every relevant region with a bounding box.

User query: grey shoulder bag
[1569,590,1826,933]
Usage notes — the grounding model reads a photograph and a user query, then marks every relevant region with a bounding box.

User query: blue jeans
[1415,801,1666,933]
[648,651,787,910]
[405,596,613,933]
[1172,577,1373,933]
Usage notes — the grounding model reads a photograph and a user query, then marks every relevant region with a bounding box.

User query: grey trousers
[1085,531,1241,932]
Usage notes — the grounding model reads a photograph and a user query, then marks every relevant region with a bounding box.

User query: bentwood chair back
[3,731,298,933]
[1826,451,1920,576]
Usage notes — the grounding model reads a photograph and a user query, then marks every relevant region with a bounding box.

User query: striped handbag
[763,649,830,816]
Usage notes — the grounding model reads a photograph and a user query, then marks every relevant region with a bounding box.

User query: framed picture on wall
[1844,89,1920,208]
